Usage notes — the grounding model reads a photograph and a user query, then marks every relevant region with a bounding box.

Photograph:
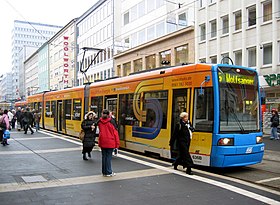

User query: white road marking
[256,177,280,183]
[0,147,81,155]
[10,137,55,141]
[0,169,167,193]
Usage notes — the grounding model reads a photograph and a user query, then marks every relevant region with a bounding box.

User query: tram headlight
[256,136,263,144]
[218,138,234,146]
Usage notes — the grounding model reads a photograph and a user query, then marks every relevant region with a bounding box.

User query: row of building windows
[78,68,113,86]
[78,47,114,70]
[78,23,113,50]
[78,1,112,36]
[116,44,189,77]
[199,1,272,41]
[15,27,56,35]
[123,0,164,26]
[199,42,276,67]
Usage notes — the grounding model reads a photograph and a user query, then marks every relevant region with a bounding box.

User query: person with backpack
[98,109,120,177]
[169,112,194,175]
[0,109,11,146]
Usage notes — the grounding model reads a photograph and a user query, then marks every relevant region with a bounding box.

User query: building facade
[76,0,118,85]
[37,43,49,93]
[48,19,77,90]
[195,0,280,110]
[114,26,195,76]
[0,73,13,102]
[24,51,39,97]
[11,20,62,100]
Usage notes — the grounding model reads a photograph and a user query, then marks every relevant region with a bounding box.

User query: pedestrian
[8,110,13,128]
[98,109,120,177]
[22,107,34,134]
[81,111,97,160]
[0,109,11,146]
[169,112,194,175]
[34,110,41,132]
[270,110,279,140]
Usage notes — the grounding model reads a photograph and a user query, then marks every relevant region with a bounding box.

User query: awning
[259,75,269,88]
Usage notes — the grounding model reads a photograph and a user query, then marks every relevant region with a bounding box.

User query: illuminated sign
[218,73,254,85]
[264,74,280,87]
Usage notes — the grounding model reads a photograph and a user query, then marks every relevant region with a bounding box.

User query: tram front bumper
[210,143,265,167]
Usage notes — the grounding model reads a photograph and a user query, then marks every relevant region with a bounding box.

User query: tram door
[57,101,64,132]
[171,89,191,158]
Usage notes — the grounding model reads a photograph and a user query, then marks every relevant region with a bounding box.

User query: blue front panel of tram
[211,133,265,167]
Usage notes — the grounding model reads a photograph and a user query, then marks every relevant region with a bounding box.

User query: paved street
[0,130,279,205]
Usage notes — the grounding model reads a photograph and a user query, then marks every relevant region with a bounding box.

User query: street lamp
[80,47,104,84]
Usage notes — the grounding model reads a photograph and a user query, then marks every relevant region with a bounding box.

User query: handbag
[79,130,85,140]
[3,130,10,139]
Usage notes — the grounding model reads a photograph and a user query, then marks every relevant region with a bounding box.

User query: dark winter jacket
[81,118,96,148]
[22,111,34,125]
[271,114,279,127]
[170,120,194,149]
[98,117,120,149]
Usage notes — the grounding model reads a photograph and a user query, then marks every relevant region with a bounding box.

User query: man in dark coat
[170,112,194,175]
[23,107,34,134]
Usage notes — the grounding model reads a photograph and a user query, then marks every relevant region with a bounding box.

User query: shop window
[175,45,188,65]
[146,55,156,70]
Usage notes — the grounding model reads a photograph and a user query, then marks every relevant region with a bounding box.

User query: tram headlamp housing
[218,138,234,146]
[256,136,263,144]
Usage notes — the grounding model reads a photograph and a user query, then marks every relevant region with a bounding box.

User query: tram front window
[218,67,260,133]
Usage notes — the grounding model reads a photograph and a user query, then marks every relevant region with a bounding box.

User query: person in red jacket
[98,109,120,177]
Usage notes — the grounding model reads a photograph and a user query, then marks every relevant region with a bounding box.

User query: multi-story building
[48,19,77,90]
[114,0,195,76]
[24,50,39,97]
[76,0,118,85]
[37,43,49,93]
[0,73,13,102]
[195,0,280,110]
[11,20,62,100]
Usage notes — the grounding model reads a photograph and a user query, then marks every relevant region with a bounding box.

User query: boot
[172,162,178,170]
[186,167,193,175]
[83,153,88,160]
[88,152,91,158]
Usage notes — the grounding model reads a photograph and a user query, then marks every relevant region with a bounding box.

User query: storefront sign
[263,74,280,87]
[218,73,254,85]
[63,36,69,87]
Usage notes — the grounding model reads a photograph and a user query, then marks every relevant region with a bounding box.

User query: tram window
[45,101,51,117]
[64,99,72,120]
[72,98,82,120]
[119,94,138,126]
[51,101,56,118]
[91,96,103,118]
[143,91,168,129]
[193,88,214,132]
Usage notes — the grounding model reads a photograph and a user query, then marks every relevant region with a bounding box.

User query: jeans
[271,127,279,139]
[101,148,113,175]
[35,122,40,132]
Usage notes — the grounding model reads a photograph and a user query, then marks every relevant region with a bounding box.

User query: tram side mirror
[199,76,210,96]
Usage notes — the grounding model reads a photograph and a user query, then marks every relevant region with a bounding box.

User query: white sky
[0,0,97,75]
